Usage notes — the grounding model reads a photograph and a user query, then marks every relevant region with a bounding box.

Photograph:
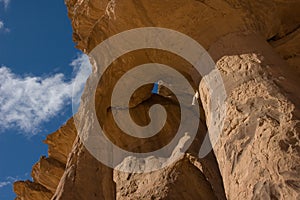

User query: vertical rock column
[200,32,300,200]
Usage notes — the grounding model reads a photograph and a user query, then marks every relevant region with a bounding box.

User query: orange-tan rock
[14,181,53,200]
[14,118,77,199]
[14,0,300,199]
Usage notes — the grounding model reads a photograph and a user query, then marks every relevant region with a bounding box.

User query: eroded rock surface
[204,33,300,199]
[114,155,217,200]
[14,119,77,199]
[14,0,300,200]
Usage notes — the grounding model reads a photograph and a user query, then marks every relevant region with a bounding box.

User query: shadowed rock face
[14,0,300,200]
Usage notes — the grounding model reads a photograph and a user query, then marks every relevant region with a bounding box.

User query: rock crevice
[14,0,300,199]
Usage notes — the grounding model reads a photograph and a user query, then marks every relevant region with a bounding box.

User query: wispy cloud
[0,181,10,188]
[0,19,9,32]
[0,174,29,189]
[0,54,92,135]
[70,54,93,110]
[0,0,11,32]
[0,0,10,9]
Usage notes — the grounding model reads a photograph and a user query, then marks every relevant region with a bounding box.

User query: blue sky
[0,0,91,199]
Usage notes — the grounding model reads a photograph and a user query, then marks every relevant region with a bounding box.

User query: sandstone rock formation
[14,119,77,200]
[14,0,300,199]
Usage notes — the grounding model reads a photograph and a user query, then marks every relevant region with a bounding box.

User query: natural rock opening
[13,0,300,199]
[93,48,227,199]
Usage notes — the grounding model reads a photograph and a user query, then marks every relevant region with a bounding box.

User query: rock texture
[14,181,53,200]
[14,119,77,199]
[206,33,300,200]
[114,155,217,200]
[270,28,300,78]
[14,0,300,200]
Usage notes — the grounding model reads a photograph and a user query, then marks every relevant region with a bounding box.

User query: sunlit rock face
[14,0,300,200]
[14,119,77,200]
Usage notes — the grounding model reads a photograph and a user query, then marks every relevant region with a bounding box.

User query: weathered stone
[44,118,77,164]
[14,1,300,200]
[14,181,53,200]
[14,118,77,200]
[114,155,218,200]
[52,139,116,200]
[31,156,65,193]
[202,32,300,199]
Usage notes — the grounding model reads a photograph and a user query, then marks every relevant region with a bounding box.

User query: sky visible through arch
[0,1,91,199]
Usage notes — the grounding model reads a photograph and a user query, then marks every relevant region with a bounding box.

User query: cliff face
[14,119,77,200]
[14,0,300,200]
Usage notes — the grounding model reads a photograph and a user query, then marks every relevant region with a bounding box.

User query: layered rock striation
[14,119,77,200]
[14,0,300,199]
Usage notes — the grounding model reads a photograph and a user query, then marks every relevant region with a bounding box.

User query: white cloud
[70,54,92,111]
[0,0,10,31]
[0,54,92,135]
[0,19,9,32]
[0,181,10,188]
[0,20,3,29]
[0,174,29,189]
[0,0,10,9]
[5,176,18,182]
